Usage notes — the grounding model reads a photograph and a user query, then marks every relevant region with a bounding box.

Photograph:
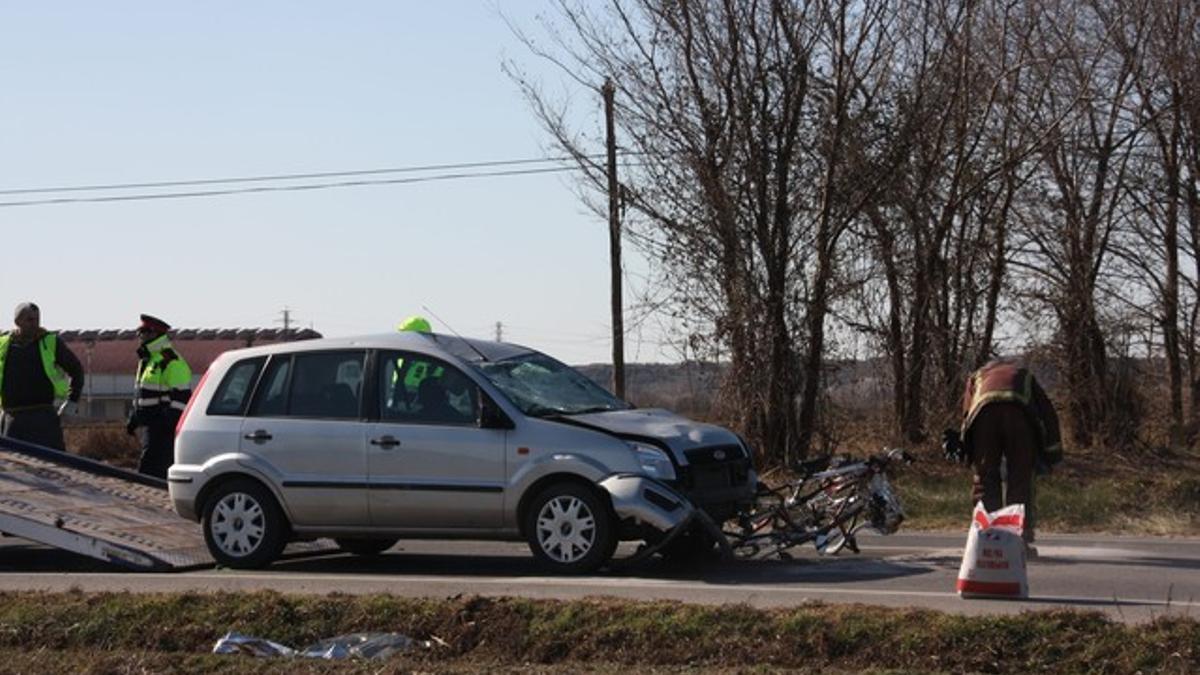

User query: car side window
[378,351,479,426]
[288,351,365,420]
[207,357,265,416]
[249,356,291,417]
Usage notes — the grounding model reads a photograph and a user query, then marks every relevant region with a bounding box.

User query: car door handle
[370,435,402,449]
[243,430,273,443]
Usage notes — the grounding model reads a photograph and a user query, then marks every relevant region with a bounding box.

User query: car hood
[562,408,744,463]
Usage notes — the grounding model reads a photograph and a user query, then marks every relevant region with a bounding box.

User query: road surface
[1,532,1196,623]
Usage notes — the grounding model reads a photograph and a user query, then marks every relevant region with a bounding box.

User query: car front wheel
[202,478,287,569]
[524,483,616,574]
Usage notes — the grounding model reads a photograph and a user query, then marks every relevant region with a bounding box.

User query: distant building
[59,328,321,420]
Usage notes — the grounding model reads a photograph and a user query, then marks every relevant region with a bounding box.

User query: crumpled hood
[564,408,743,464]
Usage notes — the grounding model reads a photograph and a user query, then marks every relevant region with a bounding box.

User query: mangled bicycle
[723,447,915,560]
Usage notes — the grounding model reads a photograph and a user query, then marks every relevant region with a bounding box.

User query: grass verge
[0,592,1195,673]
[894,472,1200,534]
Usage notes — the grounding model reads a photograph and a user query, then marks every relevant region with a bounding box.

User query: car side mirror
[480,395,515,430]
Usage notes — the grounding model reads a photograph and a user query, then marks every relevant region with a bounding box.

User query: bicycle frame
[724,447,913,560]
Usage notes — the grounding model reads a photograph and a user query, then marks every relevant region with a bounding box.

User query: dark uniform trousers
[969,401,1037,543]
[0,407,66,451]
[136,409,179,479]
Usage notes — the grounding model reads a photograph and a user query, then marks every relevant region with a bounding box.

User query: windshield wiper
[523,403,566,418]
[564,405,620,415]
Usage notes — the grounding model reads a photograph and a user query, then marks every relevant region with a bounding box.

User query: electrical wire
[0,155,607,196]
[0,165,580,208]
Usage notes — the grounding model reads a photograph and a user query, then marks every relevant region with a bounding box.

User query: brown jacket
[962,361,1063,465]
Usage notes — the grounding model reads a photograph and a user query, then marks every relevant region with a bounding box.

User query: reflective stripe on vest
[962,366,1032,436]
[0,332,70,408]
[135,335,192,410]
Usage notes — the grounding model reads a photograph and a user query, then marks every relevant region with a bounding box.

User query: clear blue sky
[0,2,665,364]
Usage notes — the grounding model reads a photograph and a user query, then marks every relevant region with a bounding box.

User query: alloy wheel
[210,492,266,558]
[535,495,596,563]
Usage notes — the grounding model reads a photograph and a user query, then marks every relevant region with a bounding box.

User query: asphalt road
[1,532,1197,624]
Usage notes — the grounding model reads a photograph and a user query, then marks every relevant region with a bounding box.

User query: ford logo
[713,449,726,461]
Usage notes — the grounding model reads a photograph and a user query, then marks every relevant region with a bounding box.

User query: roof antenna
[421,305,490,362]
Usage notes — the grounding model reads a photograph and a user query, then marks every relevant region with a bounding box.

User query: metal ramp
[0,435,330,571]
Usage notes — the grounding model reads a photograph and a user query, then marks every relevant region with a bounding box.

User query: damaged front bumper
[599,473,693,532]
[598,474,732,561]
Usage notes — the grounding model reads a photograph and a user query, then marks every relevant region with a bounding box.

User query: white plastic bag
[212,631,430,660]
[956,502,1027,598]
[212,632,296,658]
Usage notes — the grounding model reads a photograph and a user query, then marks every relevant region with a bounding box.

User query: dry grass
[0,592,1195,673]
[64,423,141,468]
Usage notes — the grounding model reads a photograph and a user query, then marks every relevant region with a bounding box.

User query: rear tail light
[176,369,211,437]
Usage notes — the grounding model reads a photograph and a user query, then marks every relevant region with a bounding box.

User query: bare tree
[1011,0,1145,448]
[507,0,1195,458]
[507,0,898,463]
[848,0,1053,440]
[1108,0,1200,448]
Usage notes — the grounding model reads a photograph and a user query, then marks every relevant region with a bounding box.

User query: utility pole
[278,307,292,335]
[495,321,504,343]
[603,77,626,399]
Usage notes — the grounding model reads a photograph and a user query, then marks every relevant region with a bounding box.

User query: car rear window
[206,357,265,416]
[247,351,365,420]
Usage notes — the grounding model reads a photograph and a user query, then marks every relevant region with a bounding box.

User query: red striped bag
[956,502,1028,598]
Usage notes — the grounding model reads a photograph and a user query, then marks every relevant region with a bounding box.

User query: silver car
[169,331,756,573]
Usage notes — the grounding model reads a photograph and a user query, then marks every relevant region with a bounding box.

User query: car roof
[214,331,535,365]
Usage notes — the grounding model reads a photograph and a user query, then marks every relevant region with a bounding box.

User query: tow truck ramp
[0,435,329,571]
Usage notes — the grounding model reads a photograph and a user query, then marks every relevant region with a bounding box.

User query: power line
[0,155,607,196]
[0,165,582,208]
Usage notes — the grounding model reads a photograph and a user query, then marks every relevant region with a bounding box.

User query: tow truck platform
[0,434,330,571]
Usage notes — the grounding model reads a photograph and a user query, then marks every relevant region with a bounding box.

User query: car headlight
[630,442,676,481]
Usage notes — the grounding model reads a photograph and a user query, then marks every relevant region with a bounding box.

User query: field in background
[583,362,1200,536]
[60,364,1200,536]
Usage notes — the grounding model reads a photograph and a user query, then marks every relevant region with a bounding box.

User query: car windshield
[474,352,629,417]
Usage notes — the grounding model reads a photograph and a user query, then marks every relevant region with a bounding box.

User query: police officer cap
[139,314,171,333]
[13,302,39,321]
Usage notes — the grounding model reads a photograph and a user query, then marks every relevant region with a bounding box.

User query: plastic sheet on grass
[213,631,432,660]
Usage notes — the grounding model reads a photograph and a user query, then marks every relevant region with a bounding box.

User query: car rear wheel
[524,483,616,574]
[335,538,397,556]
[202,478,287,569]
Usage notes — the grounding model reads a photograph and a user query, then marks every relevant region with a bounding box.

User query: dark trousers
[136,411,178,479]
[0,407,66,451]
[969,402,1037,542]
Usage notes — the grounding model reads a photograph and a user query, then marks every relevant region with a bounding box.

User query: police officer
[392,315,443,402]
[127,314,191,478]
[944,360,1062,553]
[0,302,84,450]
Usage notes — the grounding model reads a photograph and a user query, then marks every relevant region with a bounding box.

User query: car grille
[681,444,751,491]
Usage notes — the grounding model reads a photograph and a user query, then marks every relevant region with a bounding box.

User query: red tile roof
[57,329,321,376]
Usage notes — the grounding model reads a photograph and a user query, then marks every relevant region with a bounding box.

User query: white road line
[0,571,1187,609]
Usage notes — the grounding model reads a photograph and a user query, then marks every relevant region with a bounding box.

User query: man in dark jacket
[945,360,1062,549]
[0,302,85,450]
